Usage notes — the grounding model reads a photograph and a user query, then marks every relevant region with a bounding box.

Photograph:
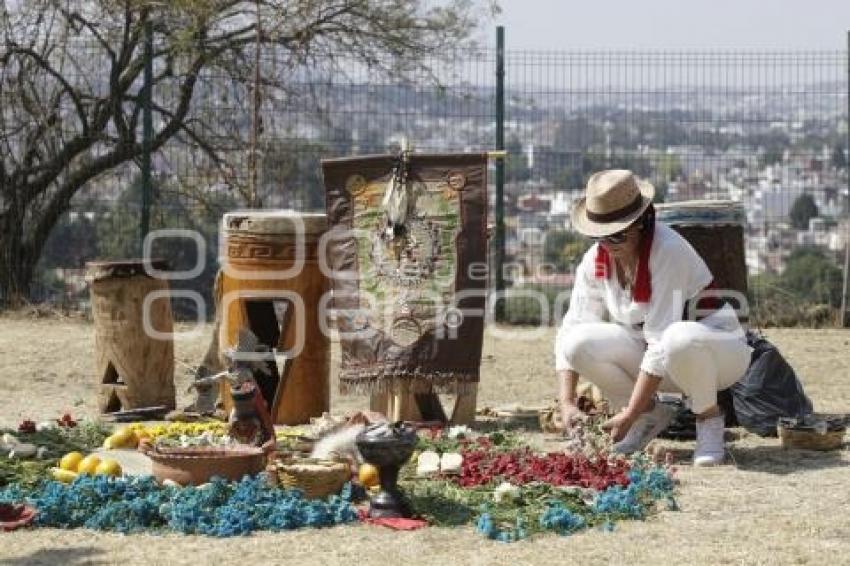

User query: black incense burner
[356,422,417,518]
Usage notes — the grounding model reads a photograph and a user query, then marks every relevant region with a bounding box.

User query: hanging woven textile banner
[321,153,488,394]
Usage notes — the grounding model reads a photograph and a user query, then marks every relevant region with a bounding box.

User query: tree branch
[5,43,90,136]
[31,46,210,251]
[57,6,117,64]
[125,94,225,166]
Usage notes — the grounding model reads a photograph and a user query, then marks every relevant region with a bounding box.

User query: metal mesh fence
[30,44,849,326]
[496,50,848,326]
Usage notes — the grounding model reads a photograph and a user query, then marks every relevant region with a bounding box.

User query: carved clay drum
[86,260,176,413]
[219,210,330,425]
[655,200,748,317]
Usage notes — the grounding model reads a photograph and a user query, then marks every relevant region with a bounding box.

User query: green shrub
[500,284,570,326]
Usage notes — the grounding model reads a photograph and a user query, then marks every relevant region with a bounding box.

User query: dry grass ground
[0,315,848,565]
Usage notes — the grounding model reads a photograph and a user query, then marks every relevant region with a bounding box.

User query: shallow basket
[273,457,350,499]
[777,425,846,451]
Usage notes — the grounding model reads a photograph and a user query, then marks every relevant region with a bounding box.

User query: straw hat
[571,169,655,237]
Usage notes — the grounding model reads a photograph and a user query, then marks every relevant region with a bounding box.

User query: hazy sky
[494,0,850,50]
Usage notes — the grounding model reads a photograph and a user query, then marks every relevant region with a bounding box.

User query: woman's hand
[602,410,637,443]
[558,370,586,433]
[560,401,588,432]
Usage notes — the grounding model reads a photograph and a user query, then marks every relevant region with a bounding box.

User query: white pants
[557,321,751,414]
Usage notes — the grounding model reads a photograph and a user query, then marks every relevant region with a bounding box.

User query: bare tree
[0,0,496,305]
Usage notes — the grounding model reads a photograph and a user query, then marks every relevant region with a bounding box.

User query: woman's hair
[638,203,656,234]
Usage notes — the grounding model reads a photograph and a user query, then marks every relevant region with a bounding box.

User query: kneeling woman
[554,170,751,466]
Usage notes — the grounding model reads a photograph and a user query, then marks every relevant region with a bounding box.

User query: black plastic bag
[657,396,697,440]
[725,332,814,437]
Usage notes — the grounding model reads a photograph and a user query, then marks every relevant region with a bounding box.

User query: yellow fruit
[51,467,78,483]
[102,436,116,450]
[111,427,138,448]
[59,451,84,472]
[358,463,380,488]
[95,458,122,477]
[77,455,101,475]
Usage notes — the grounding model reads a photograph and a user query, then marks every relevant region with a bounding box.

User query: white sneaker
[693,414,726,466]
[612,402,676,455]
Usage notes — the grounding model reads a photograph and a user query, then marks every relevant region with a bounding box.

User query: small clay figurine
[228,380,275,448]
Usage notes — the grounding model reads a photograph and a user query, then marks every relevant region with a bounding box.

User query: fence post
[140,19,153,254]
[841,31,850,327]
[494,25,506,322]
[249,0,262,208]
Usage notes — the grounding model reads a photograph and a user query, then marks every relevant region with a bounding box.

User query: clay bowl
[144,445,266,486]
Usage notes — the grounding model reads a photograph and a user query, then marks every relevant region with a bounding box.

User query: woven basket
[778,425,846,451]
[274,457,350,499]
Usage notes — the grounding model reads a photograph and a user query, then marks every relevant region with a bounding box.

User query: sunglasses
[591,229,629,245]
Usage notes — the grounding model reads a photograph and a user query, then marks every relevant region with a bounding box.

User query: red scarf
[593,207,721,315]
[594,209,654,303]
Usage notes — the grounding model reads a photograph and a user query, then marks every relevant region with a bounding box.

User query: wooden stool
[86,260,176,413]
[369,386,477,425]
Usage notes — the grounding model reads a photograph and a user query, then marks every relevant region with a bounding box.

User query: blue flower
[592,484,645,519]
[475,509,528,543]
[476,512,496,539]
[540,504,586,535]
[4,473,357,537]
[592,464,676,521]
[0,484,26,504]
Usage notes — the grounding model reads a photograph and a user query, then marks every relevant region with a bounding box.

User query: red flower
[455,448,631,489]
[17,420,36,434]
[56,413,77,428]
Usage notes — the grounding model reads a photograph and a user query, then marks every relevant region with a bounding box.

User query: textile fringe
[338,367,479,395]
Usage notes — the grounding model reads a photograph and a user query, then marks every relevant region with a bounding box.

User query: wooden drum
[86,260,176,413]
[655,200,748,315]
[219,211,329,425]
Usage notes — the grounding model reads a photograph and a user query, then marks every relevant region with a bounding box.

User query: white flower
[447,425,471,439]
[493,482,520,503]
